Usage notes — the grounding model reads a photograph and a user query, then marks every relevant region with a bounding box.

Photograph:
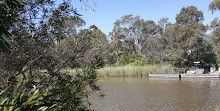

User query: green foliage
[0,0,25,52]
[209,0,220,11]
[119,51,130,65]
[119,51,143,65]
[127,53,144,66]
[0,62,101,111]
[0,1,102,111]
[210,18,220,65]
[146,56,160,64]
[176,6,204,26]
[128,60,144,66]
[162,6,217,68]
[135,53,143,61]
[0,37,10,52]
[0,87,58,111]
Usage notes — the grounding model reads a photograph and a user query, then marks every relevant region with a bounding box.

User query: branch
[8,55,43,82]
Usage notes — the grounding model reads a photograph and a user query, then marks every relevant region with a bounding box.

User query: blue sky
[74,0,220,35]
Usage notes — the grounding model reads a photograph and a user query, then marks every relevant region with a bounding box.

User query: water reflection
[89,77,220,111]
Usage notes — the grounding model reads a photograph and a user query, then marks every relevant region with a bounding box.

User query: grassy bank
[64,65,175,77]
[96,65,175,77]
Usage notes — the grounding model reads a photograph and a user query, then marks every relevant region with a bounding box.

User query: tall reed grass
[96,65,175,77]
[64,65,176,77]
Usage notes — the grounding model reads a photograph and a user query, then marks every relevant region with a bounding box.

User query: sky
[74,0,220,35]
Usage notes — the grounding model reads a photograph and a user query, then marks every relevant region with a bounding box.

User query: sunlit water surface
[89,77,220,111]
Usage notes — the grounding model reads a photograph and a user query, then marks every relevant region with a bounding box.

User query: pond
[89,77,220,111]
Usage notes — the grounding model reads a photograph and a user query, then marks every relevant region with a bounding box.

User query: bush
[119,51,144,65]
[119,51,130,65]
[127,60,144,66]
[0,63,102,111]
[0,87,59,111]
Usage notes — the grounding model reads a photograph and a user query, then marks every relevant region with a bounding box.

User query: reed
[96,65,175,77]
[64,65,176,77]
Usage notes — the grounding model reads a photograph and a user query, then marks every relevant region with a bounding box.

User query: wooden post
[178,69,181,79]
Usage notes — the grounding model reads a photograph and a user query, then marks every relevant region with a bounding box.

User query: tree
[209,0,220,65]
[164,6,216,67]
[0,0,101,111]
[176,6,204,26]
[89,25,108,53]
[163,24,184,65]
[109,15,140,55]
[109,15,164,64]
[134,19,163,64]
[183,36,216,67]
[210,18,220,65]
[141,36,167,64]
[138,20,162,48]
[209,0,220,12]
[0,0,26,52]
[158,18,170,33]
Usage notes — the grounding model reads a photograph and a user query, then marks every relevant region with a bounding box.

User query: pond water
[89,77,220,111]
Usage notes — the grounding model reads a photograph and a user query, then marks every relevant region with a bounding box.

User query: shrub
[0,63,102,111]
[127,60,144,66]
[0,87,59,111]
[119,51,130,65]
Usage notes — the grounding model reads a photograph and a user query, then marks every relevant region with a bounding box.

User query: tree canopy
[209,0,220,11]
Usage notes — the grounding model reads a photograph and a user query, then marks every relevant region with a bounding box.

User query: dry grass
[63,65,176,77]
[96,65,175,76]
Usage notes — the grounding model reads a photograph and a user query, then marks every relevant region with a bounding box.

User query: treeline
[78,6,219,69]
[0,0,220,110]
